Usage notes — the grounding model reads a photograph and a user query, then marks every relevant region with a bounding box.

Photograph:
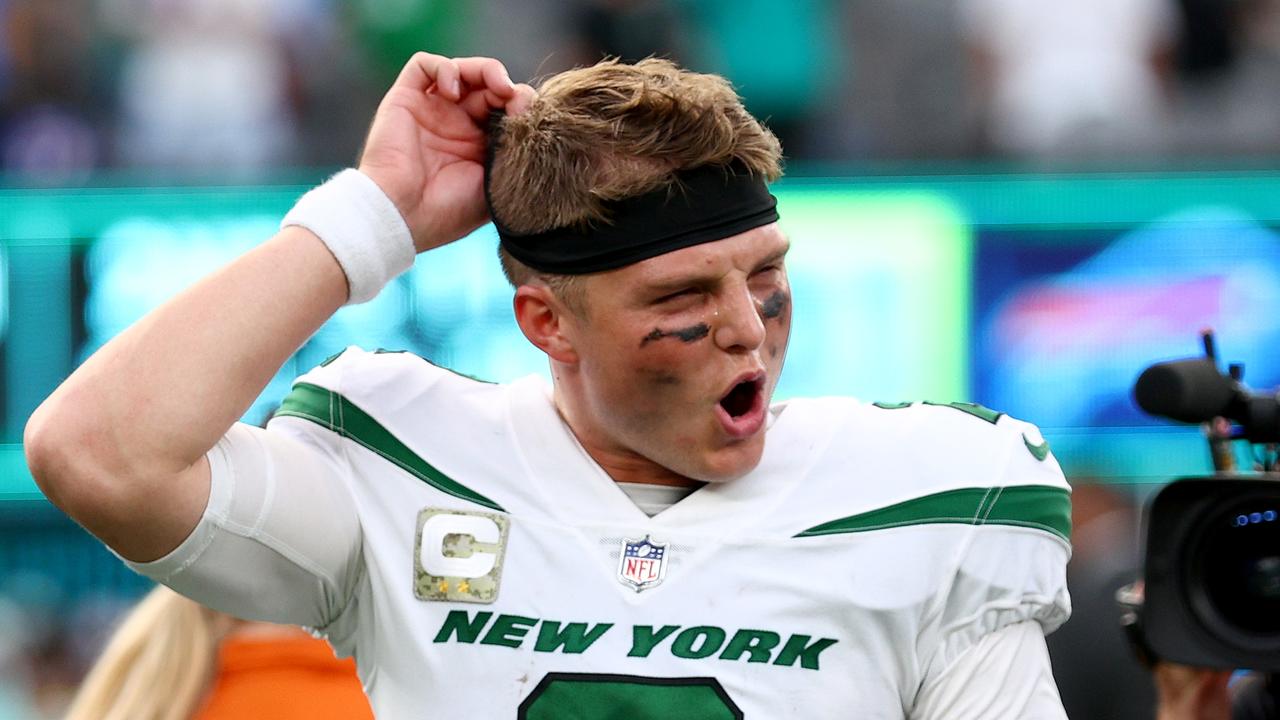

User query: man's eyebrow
[754,244,791,270]
[645,274,714,294]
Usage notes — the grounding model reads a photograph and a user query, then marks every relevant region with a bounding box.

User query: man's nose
[712,286,766,352]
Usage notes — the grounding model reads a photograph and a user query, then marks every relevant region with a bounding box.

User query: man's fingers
[507,84,537,116]
[458,82,536,122]
[458,91,492,122]
[458,89,512,123]
[391,53,515,109]
[394,52,462,99]
[458,82,534,123]
[454,57,516,98]
[386,52,526,129]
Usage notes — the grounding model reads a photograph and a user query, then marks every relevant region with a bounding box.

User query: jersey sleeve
[123,359,365,635]
[913,621,1067,719]
[913,413,1073,714]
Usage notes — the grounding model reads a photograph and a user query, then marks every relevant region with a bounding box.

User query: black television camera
[1126,332,1280,677]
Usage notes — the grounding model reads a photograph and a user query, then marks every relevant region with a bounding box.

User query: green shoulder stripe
[794,485,1070,541]
[276,382,504,512]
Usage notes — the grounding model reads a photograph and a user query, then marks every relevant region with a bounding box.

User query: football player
[26,52,1071,718]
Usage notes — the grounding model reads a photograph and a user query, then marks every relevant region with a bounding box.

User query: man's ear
[514,285,579,364]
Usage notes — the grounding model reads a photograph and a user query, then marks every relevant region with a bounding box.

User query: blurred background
[3,0,1280,717]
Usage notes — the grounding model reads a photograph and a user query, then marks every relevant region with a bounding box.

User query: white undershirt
[616,482,700,516]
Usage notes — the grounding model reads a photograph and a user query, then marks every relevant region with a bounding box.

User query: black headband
[484,114,779,275]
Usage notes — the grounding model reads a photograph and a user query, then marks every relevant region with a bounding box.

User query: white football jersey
[133,348,1071,718]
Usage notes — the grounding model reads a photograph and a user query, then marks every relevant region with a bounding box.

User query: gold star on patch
[438,580,449,593]
[458,580,470,593]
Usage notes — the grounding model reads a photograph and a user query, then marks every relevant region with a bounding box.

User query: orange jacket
[192,632,373,719]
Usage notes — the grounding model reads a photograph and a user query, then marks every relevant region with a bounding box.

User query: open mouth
[720,378,762,418]
[716,374,767,439]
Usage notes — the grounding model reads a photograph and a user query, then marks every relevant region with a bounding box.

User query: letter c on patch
[420,513,501,578]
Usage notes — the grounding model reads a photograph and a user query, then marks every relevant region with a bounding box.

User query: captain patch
[414,508,509,604]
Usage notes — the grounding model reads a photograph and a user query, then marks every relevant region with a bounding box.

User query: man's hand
[358,52,536,253]
[1155,663,1232,720]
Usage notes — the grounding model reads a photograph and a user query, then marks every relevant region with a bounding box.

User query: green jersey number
[518,673,743,719]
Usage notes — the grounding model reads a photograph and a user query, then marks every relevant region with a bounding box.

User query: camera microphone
[1134,358,1280,442]
[1134,359,1239,423]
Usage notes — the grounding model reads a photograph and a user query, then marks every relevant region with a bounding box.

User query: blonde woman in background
[64,586,372,720]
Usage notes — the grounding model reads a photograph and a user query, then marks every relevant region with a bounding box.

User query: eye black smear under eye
[639,323,711,347]
[761,291,789,320]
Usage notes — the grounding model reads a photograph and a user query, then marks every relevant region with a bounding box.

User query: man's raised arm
[23,53,534,563]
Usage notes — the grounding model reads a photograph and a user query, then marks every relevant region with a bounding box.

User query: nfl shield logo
[617,535,669,592]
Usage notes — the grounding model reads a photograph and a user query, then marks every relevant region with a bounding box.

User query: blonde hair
[491,57,783,301]
[64,587,232,720]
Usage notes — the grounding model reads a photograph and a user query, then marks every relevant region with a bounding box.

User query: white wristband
[281,169,415,304]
